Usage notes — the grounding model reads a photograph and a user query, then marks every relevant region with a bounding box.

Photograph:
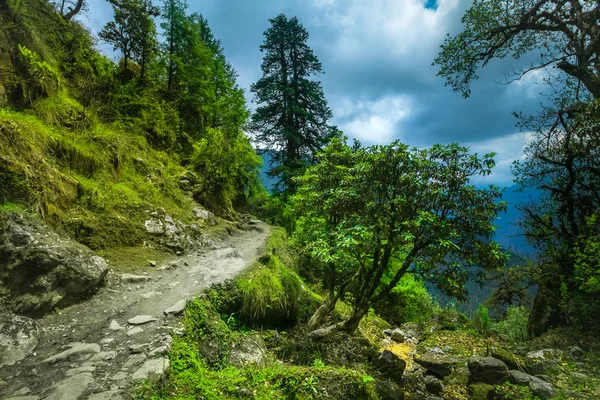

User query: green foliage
[493,305,529,342]
[250,14,334,194]
[574,212,600,294]
[375,274,437,325]
[17,44,61,102]
[472,304,492,334]
[292,136,507,332]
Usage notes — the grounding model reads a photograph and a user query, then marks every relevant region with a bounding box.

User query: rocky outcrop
[144,208,208,253]
[0,213,108,317]
[468,357,509,385]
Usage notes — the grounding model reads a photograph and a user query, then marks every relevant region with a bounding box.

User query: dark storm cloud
[84,0,548,185]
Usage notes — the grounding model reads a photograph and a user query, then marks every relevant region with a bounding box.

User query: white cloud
[335,95,413,144]
[465,132,534,186]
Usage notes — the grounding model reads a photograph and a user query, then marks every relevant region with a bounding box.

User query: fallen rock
[468,383,495,400]
[0,313,39,367]
[43,342,100,363]
[424,375,444,395]
[414,354,462,378]
[468,357,509,385]
[65,365,96,376]
[227,334,267,367]
[529,376,555,398]
[108,320,123,331]
[374,380,405,400]
[0,213,108,317]
[149,345,169,356]
[44,372,95,400]
[128,315,157,325]
[375,350,407,384]
[164,299,187,316]
[132,357,170,381]
[126,327,144,336]
[390,328,405,343]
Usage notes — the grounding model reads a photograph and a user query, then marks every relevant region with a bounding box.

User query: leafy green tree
[434,0,600,99]
[100,0,159,80]
[160,0,187,92]
[250,14,334,194]
[293,137,507,333]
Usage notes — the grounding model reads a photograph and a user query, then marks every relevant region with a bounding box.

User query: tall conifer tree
[250,14,334,194]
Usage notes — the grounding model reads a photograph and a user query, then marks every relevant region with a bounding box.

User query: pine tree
[160,0,187,92]
[250,14,334,194]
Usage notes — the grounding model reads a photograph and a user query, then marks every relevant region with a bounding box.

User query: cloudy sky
[84,0,550,187]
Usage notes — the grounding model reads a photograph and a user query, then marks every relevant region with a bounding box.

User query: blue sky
[84,0,550,188]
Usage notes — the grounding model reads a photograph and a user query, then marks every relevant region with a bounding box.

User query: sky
[84,0,551,188]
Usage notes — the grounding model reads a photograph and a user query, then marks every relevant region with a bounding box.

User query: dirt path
[0,221,270,400]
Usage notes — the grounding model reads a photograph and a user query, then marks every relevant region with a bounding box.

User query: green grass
[0,106,197,251]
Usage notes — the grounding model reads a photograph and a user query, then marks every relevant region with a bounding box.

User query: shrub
[374,274,437,325]
[494,305,530,342]
[472,304,492,334]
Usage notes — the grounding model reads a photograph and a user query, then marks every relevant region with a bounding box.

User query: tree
[434,0,600,99]
[434,0,600,333]
[54,0,86,21]
[161,0,187,92]
[250,14,334,194]
[293,137,507,333]
[99,0,158,80]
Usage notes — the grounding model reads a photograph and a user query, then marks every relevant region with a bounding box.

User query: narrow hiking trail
[0,221,270,400]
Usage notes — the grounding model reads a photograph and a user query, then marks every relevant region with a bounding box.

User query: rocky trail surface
[0,220,270,400]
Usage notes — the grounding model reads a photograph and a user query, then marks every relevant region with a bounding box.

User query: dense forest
[0,0,599,399]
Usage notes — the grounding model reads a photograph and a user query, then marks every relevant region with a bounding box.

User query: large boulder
[374,380,405,400]
[0,213,108,317]
[374,350,407,384]
[468,357,509,385]
[414,354,463,378]
[508,368,555,397]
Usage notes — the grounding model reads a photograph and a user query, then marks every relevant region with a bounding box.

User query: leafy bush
[493,305,530,342]
[374,274,437,325]
[472,304,492,334]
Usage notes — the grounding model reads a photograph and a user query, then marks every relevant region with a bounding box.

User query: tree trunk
[307,296,337,331]
[340,306,369,333]
[63,0,84,21]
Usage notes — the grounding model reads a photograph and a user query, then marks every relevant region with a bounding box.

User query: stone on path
[120,274,151,283]
[140,291,162,300]
[164,299,187,316]
[44,372,94,400]
[89,351,117,361]
[131,358,170,381]
[108,320,123,331]
[65,365,96,377]
[88,390,123,400]
[129,343,149,354]
[100,337,114,345]
[149,345,169,356]
[126,327,144,336]
[0,314,39,367]
[127,315,157,325]
[123,353,146,369]
[43,342,100,363]
[5,397,39,400]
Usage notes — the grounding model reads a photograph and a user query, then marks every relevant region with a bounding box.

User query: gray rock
[529,377,555,398]
[44,372,94,400]
[43,342,100,363]
[87,390,123,400]
[140,291,162,299]
[570,372,588,379]
[65,365,96,376]
[0,313,39,367]
[424,375,444,395]
[148,260,157,267]
[123,353,147,369]
[132,357,170,381]
[374,350,407,384]
[509,370,534,385]
[120,274,151,283]
[126,327,144,336]
[227,334,267,368]
[164,299,187,316]
[374,380,405,400]
[390,328,405,343]
[414,354,462,378]
[108,320,123,331]
[109,371,128,381]
[429,347,445,355]
[526,349,555,360]
[129,343,149,354]
[128,315,157,325]
[13,387,32,396]
[89,351,116,361]
[0,214,108,317]
[5,397,39,400]
[468,357,510,385]
[529,360,558,375]
[149,345,169,356]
